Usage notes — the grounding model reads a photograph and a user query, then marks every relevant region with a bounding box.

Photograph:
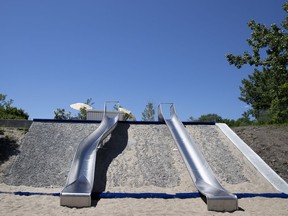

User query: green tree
[0,94,13,108]
[0,93,29,120]
[117,106,136,121]
[54,108,72,120]
[196,113,224,122]
[236,111,252,126]
[78,98,94,120]
[54,98,94,120]
[188,112,253,126]
[188,116,195,121]
[226,2,288,124]
[141,102,155,121]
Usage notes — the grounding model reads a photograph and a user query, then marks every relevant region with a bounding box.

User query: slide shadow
[0,132,20,165]
[92,123,129,206]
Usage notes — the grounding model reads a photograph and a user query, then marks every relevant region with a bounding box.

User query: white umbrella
[70,103,93,111]
[118,107,131,114]
[118,107,136,121]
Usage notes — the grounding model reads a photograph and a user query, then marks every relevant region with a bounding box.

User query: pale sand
[1,182,288,216]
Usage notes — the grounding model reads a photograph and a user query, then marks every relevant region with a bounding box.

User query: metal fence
[86,110,124,121]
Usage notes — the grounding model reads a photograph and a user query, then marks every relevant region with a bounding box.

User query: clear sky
[0,0,286,121]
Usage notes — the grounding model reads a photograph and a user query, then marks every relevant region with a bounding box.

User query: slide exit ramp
[158,103,238,212]
[60,102,119,207]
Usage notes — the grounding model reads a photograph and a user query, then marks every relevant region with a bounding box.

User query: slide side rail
[158,103,238,212]
[60,103,119,207]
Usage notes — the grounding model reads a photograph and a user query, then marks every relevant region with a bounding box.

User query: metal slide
[158,103,238,212]
[60,102,119,207]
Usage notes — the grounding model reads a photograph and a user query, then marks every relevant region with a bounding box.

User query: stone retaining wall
[3,122,260,193]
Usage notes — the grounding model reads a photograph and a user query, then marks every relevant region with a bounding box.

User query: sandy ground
[0,183,288,216]
[1,124,288,215]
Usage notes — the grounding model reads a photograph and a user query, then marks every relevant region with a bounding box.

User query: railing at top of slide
[158,103,238,212]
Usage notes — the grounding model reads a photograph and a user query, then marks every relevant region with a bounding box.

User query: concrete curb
[217,123,288,194]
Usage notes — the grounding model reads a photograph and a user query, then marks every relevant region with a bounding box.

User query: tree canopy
[226,2,288,124]
[141,102,155,121]
[0,93,29,120]
[54,108,72,120]
[196,114,223,122]
[53,98,94,120]
[188,112,252,127]
[78,98,94,120]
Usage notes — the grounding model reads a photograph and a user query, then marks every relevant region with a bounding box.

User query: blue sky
[0,0,286,120]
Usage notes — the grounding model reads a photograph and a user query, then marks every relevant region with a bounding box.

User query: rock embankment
[1,122,285,192]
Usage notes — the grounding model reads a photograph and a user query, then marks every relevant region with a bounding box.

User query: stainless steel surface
[86,110,125,121]
[217,123,288,194]
[60,103,119,207]
[158,103,238,212]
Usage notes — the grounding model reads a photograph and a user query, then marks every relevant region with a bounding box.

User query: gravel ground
[1,122,194,191]
[1,122,286,189]
[2,122,99,187]
[185,125,248,184]
[94,124,193,193]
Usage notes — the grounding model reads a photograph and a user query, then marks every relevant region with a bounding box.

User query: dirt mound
[232,125,288,183]
[0,128,26,180]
